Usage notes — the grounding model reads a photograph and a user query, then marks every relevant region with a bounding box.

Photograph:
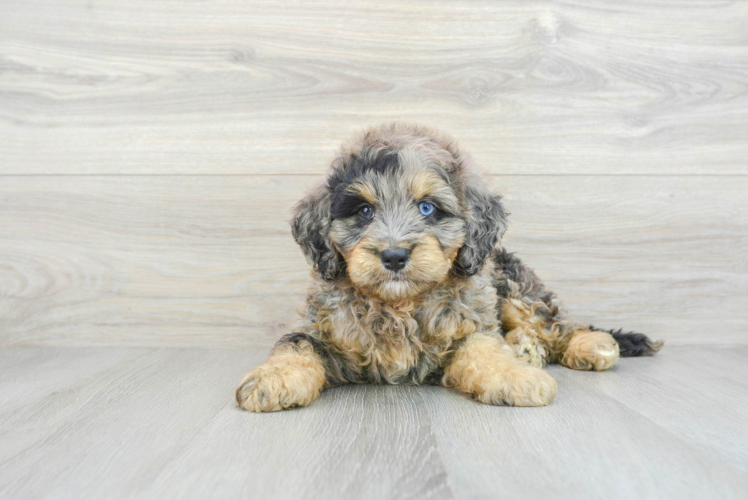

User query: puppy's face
[327,149,465,301]
[291,124,508,304]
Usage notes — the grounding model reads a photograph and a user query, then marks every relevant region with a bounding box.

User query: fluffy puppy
[236,123,662,412]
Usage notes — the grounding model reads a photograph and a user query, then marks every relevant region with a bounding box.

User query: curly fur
[236,122,662,412]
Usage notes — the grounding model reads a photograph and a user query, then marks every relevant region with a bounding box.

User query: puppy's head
[292,123,507,302]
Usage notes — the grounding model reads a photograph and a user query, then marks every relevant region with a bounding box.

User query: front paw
[235,362,323,413]
[478,364,557,407]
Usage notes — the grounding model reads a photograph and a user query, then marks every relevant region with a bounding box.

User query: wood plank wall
[1,0,747,347]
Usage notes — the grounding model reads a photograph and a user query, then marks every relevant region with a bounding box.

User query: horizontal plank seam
[1,174,748,178]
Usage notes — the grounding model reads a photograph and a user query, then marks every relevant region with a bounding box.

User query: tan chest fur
[301,268,500,383]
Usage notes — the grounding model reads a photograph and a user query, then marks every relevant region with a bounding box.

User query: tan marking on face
[407,233,457,286]
[347,182,377,204]
[407,170,447,200]
[344,233,461,302]
[344,236,387,292]
[402,168,461,214]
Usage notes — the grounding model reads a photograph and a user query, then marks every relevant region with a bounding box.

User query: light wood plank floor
[1,346,746,499]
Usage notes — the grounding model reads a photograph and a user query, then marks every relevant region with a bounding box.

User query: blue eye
[359,204,374,219]
[418,201,435,216]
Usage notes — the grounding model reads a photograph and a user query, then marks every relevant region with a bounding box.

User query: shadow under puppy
[236,123,663,412]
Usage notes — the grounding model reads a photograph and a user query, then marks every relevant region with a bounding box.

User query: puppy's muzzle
[380,247,410,271]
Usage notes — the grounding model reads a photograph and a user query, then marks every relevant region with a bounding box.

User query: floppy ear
[454,175,508,276]
[291,185,346,281]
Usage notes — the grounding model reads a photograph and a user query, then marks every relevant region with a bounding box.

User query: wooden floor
[2,1,747,497]
[1,346,746,499]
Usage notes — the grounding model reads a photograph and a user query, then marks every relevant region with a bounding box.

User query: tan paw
[562,330,620,371]
[477,363,558,407]
[505,327,548,368]
[235,354,325,412]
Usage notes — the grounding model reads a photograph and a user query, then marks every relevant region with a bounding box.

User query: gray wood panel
[0,348,266,499]
[0,346,746,499]
[0,347,142,413]
[1,0,746,175]
[1,175,746,347]
[421,348,748,500]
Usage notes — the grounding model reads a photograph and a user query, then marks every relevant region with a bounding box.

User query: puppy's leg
[504,325,550,369]
[236,335,327,412]
[495,249,660,371]
[502,298,619,371]
[444,333,557,407]
[560,328,620,371]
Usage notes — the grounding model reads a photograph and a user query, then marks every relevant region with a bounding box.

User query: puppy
[236,123,662,412]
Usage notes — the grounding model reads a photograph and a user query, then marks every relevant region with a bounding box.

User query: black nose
[381,247,410,271]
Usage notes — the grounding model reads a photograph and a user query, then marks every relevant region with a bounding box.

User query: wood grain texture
[148,381,452,500]
[0,347,142,413]
[1,175,746,347]
[1,0,747,175]
[2,1,746,497]
[0,348,266,499]
[421,347,748,499]
[1,0,747,347]
[0,346,746,499]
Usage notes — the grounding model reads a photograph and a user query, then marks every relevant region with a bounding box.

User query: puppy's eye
[359,204,374,219]
[418,201,435,217]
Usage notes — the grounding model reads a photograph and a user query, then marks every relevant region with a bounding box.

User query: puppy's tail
[589,326,664,357]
